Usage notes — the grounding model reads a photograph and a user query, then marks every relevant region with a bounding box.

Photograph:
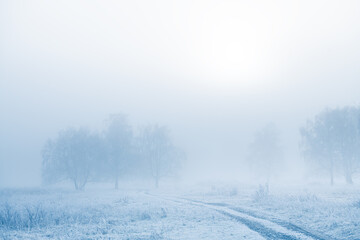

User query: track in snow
[147,193,336,240]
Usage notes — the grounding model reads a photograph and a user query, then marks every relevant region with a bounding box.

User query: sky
[1,0,360,187]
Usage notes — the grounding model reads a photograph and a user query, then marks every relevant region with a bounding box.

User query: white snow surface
[0,183,359,240]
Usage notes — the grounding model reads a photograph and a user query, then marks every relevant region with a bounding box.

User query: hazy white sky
[1,0,360,186]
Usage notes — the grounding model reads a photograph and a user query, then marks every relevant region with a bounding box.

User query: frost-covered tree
[300,107,360,185]
[330,107,360,184]
[137,125,183,188]
[42,128,103,190]
[300,110,338,185]
[104,114,133,189]
[247,123,283,185]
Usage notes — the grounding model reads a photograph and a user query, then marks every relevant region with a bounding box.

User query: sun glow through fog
[176,1,286,93]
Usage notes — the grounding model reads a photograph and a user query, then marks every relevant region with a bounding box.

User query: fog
[1,0,360,187]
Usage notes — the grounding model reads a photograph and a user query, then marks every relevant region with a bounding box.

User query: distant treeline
[42,106,360,190]
[42,114,185,190]
[246,106,360,186]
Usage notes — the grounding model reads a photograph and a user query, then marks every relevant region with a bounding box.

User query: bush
[0,202,108,230]
[297,193,318,202]
[252,184,269,202]
[0,203,22,230]
[229,187,238,196]
[0,203,52,230]
[139,212,151,220]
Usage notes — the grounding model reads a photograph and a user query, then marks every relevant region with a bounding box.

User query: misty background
[1,0,360,187]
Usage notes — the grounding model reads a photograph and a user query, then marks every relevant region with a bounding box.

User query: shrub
[252,184,269,202]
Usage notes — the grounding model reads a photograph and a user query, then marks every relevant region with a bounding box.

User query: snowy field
[0,183,359,240]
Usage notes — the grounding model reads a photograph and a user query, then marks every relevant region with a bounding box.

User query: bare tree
[300,107,360,185]
[42,128,102,190]
[104,114,133,189]
[138,125,182,188]
[247,123,283,187]
[300,111,337,185]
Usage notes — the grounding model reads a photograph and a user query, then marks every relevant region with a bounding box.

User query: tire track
[147,193,334,240]
[229,206,330,240]
[182,198,335,240]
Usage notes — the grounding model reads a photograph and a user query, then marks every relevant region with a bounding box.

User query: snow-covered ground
[175,182,360,240]
[0,183,359,239]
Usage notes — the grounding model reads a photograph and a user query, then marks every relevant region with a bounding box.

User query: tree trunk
[330,160,334,186]
[330,168,334,186]
[115,174,119,189]
[344,160,353,184]
[155,176,159,188]
[265,180,269,193]
[78,179,87,190]
[74,179,87,191]
[345,172,353,184]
